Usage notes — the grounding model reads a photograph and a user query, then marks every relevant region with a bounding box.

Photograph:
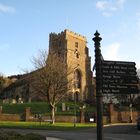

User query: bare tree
[137,68,140,79]
[0,74,5,94]
[30,50,73,124]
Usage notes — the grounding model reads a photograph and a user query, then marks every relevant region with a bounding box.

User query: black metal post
[74,92,77,127]
[92,31,103,140]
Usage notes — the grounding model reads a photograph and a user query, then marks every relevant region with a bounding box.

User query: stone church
[1,29,95,103]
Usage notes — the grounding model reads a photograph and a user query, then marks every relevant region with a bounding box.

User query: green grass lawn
[0,121,96,130]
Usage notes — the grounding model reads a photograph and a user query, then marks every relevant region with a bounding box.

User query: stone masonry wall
[109,103,139,123]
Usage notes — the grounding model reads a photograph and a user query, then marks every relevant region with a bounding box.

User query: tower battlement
[49,29,87,41]
[65,29,86,41]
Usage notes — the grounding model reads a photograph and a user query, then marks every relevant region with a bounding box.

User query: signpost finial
[92,31,102,45]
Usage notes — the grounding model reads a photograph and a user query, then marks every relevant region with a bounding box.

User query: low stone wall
[27,115,80,123]
[0,104,138,123]
[0,114,20,121]
[0,106,21,121]
[55,115,80,122]
[25,107,82,123]
[109,104,139,123]
[120,111,138,123]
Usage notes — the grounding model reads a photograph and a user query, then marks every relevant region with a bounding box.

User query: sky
[0,0,140,76]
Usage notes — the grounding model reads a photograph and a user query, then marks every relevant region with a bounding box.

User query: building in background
[1,29,95,103]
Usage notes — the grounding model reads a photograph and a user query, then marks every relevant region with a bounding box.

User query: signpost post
[93,31,103,140]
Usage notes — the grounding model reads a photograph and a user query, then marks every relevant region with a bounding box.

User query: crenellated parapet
[65,29,86,41]
[49,29,87,42]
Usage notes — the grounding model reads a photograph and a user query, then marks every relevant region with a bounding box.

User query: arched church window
[74,69,81,88]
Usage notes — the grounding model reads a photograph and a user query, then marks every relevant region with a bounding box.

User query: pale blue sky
[0,0,140,76]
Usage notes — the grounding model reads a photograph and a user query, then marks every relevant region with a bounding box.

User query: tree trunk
[51,106,55,124]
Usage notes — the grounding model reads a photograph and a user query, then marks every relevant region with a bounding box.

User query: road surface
[2,124,140,140]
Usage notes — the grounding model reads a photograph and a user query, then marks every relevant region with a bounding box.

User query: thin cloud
[0,3,16,14]
[96,1,108,10]
[117,0,126,8]
[96,0,126,17]
[103,42,121,60]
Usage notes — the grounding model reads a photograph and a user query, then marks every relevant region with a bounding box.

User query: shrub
[0,130,45,140]
[0,130,23,140]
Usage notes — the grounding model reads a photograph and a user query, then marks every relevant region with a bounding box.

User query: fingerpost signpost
[93,31,139,140]
[93,31,103,140]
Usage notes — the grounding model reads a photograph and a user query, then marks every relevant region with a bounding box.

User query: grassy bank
[0,102,50,114]
[0,102,96,115]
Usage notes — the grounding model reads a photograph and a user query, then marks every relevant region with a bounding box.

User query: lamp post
[129,103,133,123]
[80,104,86,123]
[74,91,76,128]
[72,87,80,127]
[72,88,76,128]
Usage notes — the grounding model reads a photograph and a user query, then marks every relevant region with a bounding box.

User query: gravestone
[62,103,66,111]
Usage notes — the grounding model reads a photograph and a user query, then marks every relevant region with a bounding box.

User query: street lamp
[129,103,133,123]
[79,104,86,123]
[72,87,80,127]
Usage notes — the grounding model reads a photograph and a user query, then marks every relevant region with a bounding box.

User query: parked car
[136,117,140,130]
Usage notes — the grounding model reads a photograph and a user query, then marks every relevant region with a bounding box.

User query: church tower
[49,29,93,102]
